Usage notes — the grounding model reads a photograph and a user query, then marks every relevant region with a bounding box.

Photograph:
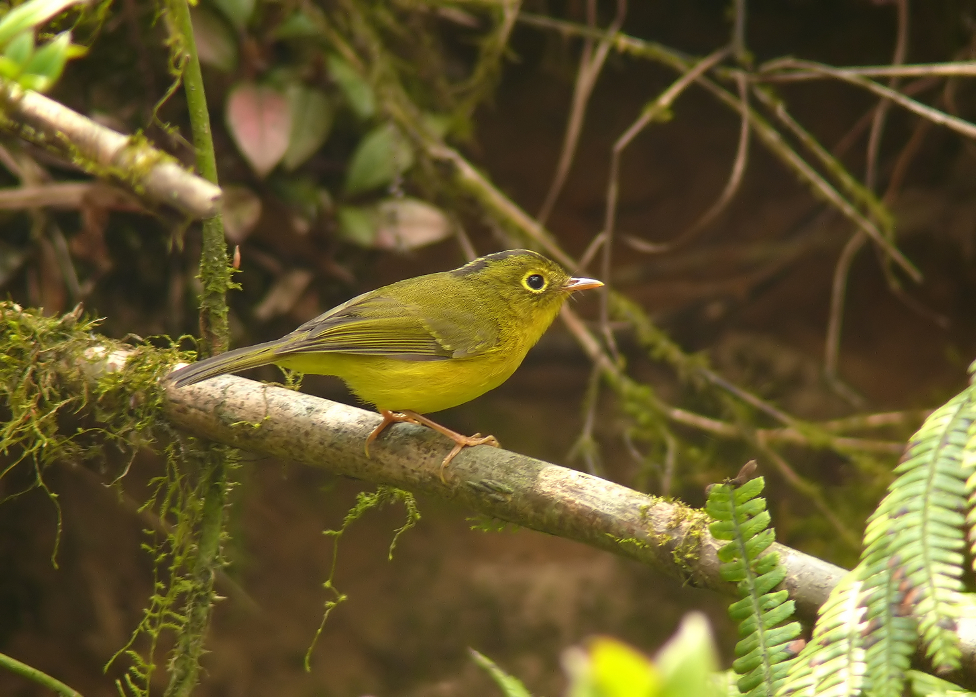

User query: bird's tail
[168,339,285,387]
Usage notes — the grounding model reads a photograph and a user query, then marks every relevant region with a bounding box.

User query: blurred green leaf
[191,5,237,72]
[336,205,378,247]
[221,185,262,244]
[283,84,334,171]
[344,123,414,196]
[422,112,452,139]
[655,614,721,697]
[0,57,20,79]
[327,53,374,119]
[226,82,292,177]
[274,10,318,39]
[22,31,73,87]
[0,0,85,48]
[469,649,534,697]
[212,0,254,31]
[4,31,34,70]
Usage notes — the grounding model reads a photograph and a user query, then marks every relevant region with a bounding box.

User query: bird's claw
[438,433,501,483]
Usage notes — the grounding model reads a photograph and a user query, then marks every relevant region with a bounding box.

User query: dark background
[3,1,976,694]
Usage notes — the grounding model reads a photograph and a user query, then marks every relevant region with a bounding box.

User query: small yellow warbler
[169,249,602,475]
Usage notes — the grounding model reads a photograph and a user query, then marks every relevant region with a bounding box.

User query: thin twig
[825,231,867,383]
[636,72,750,252]
[817,410,929,432]
[600,47,731,356]
[756,445,861,551]
[759,58,976,141]
[450,214,478,262]
[756,61,976,81]
[825,0,909,386]
[731,0,747,64]
[561,307,877,546]
[831,76,939,157]
[708,78,921,281]
[750,85,892,235]
[537,0,627,226]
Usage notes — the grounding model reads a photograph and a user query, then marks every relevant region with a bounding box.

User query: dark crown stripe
[450,249,542,277]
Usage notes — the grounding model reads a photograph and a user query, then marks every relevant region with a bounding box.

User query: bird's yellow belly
[276,351,521,414]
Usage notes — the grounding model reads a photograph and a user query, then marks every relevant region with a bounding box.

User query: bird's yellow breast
[276,347,524,414]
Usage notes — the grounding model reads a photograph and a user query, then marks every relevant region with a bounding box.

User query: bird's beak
[565,277,604,292]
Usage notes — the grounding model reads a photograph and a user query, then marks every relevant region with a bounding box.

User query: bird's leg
[365,409,423,457]
[400,410,500,482]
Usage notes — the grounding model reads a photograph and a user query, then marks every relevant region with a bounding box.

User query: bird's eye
[524,273,546,291]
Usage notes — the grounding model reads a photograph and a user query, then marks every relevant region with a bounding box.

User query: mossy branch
[0,77,219,218]
[6,304,976,689]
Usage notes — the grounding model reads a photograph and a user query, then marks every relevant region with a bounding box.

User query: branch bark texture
[162,374,843,620]
[160,373,976,689]
[0,80,220,218]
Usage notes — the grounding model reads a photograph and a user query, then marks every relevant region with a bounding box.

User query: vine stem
[0,651,83,697]
[170,0,231,357]
[163,2,232,696]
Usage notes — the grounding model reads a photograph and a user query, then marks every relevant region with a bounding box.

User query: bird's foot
[439,433,500,483]
[400,411,500,483]
[365,410,422,457]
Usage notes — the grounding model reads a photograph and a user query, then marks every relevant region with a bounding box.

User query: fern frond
[707,476,800,697]
[777,572,867,697]
[906,669,976,696]
[858,557,916,697]
[861,390,974,671]
[965,411,976,568]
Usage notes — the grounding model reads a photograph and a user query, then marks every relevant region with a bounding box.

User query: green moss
[305,485,420,670]
[0,302,240,697]
[0,302,183,557]
[667,507,710,575]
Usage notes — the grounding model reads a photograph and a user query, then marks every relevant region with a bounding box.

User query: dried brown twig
[536,0,627,226]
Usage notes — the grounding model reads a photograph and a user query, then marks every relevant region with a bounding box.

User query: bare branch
[537,0,627,226]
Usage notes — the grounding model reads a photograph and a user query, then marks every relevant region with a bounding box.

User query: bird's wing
[277,293,499,360]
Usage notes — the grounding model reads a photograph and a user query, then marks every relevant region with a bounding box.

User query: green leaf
[327,53,374,119]
[212,0,254,31]
[336,205,379,247]
[705,476,799,696]
[0,0,85,48]
[863,389,974,672]
[4,31,33,70]
[778,573,867,697]
[344,123,414,195]
[656,613,722,697]
[190,5,237,72]
[282,84,334,171]
[469,649,534,697]
[21,31,72,87]
[274,10,319,39]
